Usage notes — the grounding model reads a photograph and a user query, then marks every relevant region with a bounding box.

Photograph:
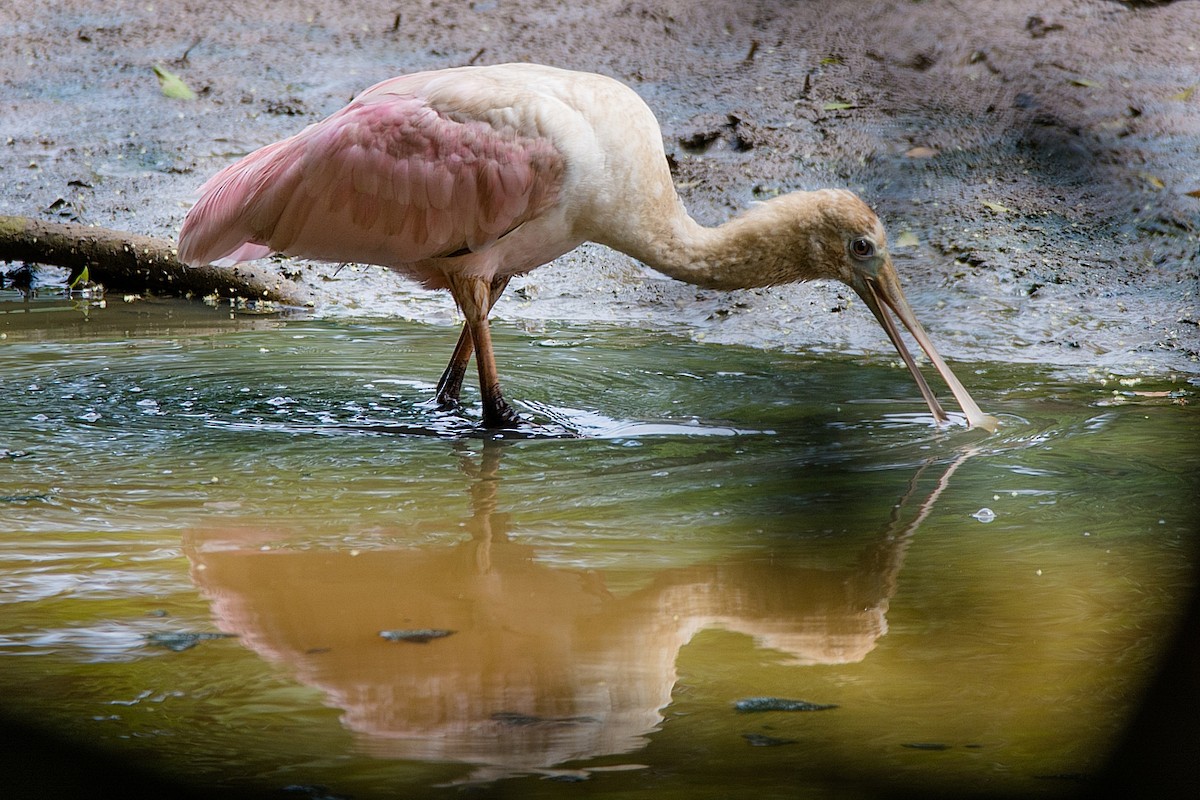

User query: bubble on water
[972,507,997,523]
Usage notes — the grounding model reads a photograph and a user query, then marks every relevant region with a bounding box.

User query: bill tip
[968,413,1001,433]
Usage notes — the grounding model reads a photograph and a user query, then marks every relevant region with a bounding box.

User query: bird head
[799,190,998,431]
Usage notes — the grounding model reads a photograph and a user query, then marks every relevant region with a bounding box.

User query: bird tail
[176,138,297,267]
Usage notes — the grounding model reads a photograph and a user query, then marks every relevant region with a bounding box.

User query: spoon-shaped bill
[854,268,999,432]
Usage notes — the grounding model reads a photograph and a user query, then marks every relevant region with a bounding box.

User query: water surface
[1,294,1196,798]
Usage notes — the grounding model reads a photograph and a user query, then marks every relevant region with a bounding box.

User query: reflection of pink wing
[178,77,565,269]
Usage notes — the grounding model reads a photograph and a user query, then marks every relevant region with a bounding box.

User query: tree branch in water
[0,215,308,304]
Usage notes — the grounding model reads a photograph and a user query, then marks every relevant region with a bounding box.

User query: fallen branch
[0,215,310,304]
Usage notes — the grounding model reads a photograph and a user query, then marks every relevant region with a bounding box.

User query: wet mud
[2,0,1198,376]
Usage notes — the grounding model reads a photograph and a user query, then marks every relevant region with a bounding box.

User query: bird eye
[849,237,875,260]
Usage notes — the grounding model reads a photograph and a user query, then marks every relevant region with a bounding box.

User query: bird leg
[434,276,511,409]
[433,328,475,409]
[445,274,522,428]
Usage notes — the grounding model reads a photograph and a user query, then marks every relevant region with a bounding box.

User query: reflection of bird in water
[182,442,979,783]
[177,63,995,431]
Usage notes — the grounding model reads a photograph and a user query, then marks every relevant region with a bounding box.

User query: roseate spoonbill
[178,63,996,431]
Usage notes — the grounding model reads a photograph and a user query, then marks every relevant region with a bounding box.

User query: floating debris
[1,493,50,504]
[492,711,598,727]
[971,507,997,523]
[734,697,838,713]
[540,771,589,783]
[146,631,235,652]
[902,742,952,751]
[378,628,455,644]
[742,732,799,747]
[280,784,352,800]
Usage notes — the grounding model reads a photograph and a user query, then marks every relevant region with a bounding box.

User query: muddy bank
[2,0,1197,377]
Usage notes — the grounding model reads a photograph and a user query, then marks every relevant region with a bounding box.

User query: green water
[1,296,1196,798]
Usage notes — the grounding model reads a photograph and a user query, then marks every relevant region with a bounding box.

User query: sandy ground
[2,0,1198,378]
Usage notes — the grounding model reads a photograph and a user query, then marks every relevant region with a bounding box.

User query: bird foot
[426,390,524,430]
[482,398,525,430]
[432,390,463,414]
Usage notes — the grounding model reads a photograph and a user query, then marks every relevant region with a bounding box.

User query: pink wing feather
[177,77,565,273]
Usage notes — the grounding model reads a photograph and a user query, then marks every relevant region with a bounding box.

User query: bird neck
[611,194,822,291]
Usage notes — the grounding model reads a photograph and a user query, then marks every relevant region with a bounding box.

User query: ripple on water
[0,302,1196,797]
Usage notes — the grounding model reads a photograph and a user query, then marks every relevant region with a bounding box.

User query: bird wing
[178,76,566,269]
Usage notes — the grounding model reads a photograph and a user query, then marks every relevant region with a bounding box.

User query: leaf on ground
[1069,77,1102,88]
[895,230,920,248]
[1184,188,1200,198]
[822,101,856,111]
[981,200,1013,214]
[904,146,939,159]
[1138,172,1165,190]
[1169,86,1196,101]
[153,65,196,100]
